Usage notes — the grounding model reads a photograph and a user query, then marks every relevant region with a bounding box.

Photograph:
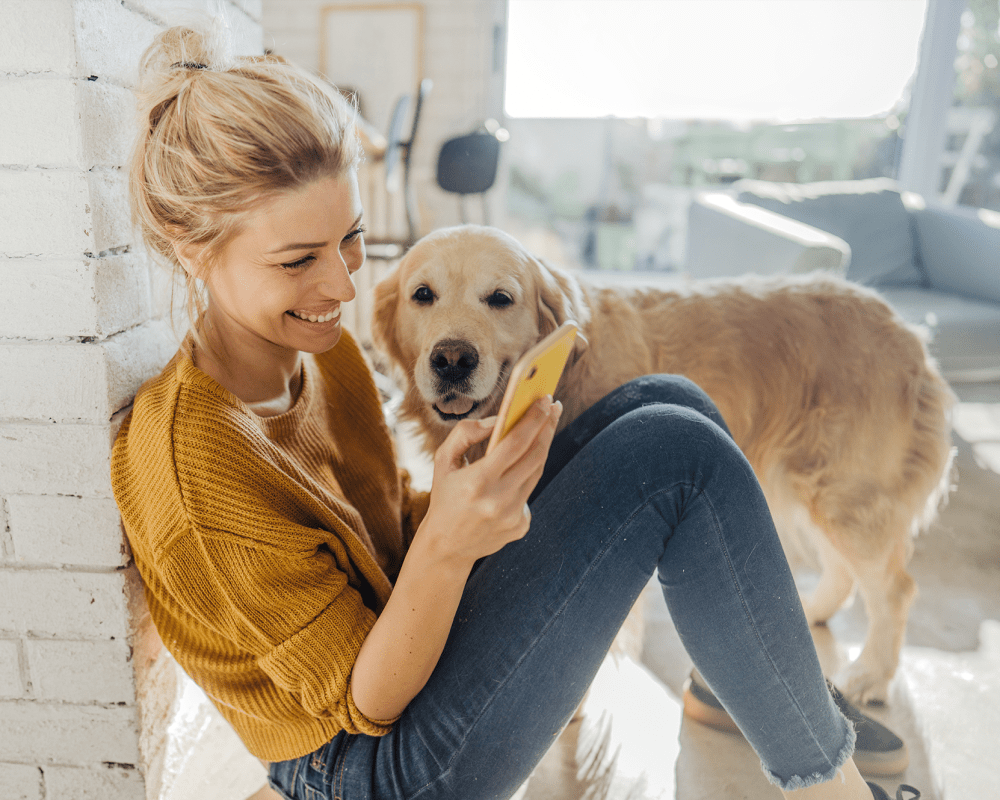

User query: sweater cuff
[345,678,400,736]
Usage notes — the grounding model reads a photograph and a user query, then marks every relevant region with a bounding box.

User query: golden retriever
[372,224,955,705]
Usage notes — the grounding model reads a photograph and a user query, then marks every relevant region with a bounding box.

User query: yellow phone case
[486,321,578,453]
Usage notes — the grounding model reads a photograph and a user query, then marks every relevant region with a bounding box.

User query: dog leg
[836,537,917,705]
[802,533,856,626]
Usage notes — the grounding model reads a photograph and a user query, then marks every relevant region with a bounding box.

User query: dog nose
[430,340,479,383]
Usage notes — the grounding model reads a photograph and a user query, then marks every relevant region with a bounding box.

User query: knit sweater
[111,330,430,761]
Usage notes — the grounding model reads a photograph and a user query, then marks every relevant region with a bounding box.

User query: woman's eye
[343,225,366,246]
[412,285,434,304]
[281,254,315,270]
[486,290,513,309]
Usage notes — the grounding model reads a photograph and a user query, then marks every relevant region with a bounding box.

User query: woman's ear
[173,242,207,279]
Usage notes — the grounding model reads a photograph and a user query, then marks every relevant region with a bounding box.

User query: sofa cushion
[912,205,1000,305]
[878,286,1000,382]
[734,178,924,287]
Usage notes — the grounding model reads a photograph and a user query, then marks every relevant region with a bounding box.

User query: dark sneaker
[867,781,920,800]
[682,670,909,776]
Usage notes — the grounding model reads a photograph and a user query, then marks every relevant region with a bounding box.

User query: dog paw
[837,662,891,706]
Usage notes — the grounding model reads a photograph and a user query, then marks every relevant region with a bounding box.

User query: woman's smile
[287,306,343,324]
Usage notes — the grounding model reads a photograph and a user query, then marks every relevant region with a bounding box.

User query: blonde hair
[129,23,362,347]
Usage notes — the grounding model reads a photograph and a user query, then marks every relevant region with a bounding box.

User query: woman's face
[199,172,366,359]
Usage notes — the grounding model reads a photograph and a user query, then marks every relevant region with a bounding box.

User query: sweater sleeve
[159,527,399,735]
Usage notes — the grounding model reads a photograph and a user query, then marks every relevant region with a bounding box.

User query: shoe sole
[681,686,909,777]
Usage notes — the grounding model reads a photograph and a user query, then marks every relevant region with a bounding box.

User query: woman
[112,23,918,800]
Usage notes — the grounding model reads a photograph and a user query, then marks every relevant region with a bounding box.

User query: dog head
[372,225,588,450]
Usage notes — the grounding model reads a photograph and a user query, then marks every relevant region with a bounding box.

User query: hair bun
[134,23,232,133]
[136,22,234,94]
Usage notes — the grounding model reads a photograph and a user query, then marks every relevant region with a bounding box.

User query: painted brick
[0,639,25,699]
[26,639,135,703]
[233,0,264,21]
[0,763,42,800]
[0,321,174,423]
[0,570,130,639]
[0,78,80,166]
[0,701,139,765]
[0,255,151,340]
[0,169,132,259]
[0,258,96,338]
[0,170,92,257]
[0,81,132,170]
[7,495,128,568]
[87,169,133,254]
[103,320,179,413]
[0,422,115,497]
[1,497,11,559]
[131,0,262,52]
[94,253,157,338]
[80,81,136,168]
[73,0,163,87]
[0,342,110,422]
[44,765,145,800]
[0,0,76,76]
[131,0,220,24]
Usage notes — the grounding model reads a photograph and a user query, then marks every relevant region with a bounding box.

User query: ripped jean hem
[763,717,858,791]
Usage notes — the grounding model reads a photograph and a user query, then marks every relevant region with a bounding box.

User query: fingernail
[479,415,498,428]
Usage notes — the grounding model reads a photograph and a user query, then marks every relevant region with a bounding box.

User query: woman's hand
[350,395,562,722]
[418,395,562,570]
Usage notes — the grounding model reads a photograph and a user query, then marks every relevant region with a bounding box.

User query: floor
[226,380,1000,800]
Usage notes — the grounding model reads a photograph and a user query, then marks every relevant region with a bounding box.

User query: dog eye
[412,285,435,305]
[485,290,513,309]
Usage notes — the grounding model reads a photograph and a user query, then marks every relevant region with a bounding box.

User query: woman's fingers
[421,397,562,562]
[435,415,497,473]
[491,399,562,496]
[486,396,560,468]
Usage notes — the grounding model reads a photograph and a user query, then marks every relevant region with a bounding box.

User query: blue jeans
[268,375,854,799]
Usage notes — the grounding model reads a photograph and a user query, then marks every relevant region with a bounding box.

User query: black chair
[436,127,505,224]
[365,78,433,260]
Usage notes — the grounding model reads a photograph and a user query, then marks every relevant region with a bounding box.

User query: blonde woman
[112,24,918,800]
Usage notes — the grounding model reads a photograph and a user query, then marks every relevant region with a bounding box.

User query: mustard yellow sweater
[111,331,429,761]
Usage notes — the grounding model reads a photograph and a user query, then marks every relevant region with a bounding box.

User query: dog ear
[371,263,406,371]
[535,257,590,365]
[535,257,570,338]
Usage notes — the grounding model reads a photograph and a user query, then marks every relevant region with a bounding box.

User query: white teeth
[290,308,340,323]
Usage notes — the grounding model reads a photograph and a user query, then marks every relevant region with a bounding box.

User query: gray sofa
[685,178,1000,382]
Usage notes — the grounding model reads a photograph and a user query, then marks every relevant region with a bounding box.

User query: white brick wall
[0,1,263,797]
[0,639,25,699]
[0,763,43,800]
[7,496,129,568]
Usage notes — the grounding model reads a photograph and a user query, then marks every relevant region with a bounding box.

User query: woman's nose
[318,253,358,301]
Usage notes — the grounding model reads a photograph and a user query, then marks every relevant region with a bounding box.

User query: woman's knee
[607,402,735,474]
[612,375,729,434]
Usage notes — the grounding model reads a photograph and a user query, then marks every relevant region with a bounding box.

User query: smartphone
[486,321,579,454]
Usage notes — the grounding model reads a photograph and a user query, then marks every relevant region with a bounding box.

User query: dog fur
[372,224,956,704]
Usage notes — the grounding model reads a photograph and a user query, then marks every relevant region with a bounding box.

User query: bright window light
[505,0,928,121]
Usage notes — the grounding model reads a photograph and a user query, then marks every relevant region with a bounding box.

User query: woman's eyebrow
[267,241,327,254]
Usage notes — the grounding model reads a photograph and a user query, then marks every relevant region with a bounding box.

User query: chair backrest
[382,93,412,194]
[436,132,501,196]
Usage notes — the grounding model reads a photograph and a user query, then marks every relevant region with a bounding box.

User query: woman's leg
[270,377,854,800]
